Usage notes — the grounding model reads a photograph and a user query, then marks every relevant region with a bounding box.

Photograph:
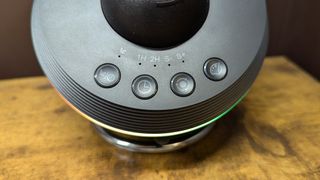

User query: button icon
[94,64,121,88]
[101,70,116,82]
[204,58,228,81]
[137,80,153,94]
[171,73,195,97]
[210,62,223,75]
[176,78,189,91]
[132,75,158,99]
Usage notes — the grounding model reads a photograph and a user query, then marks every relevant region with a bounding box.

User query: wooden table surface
[0,56,319,180]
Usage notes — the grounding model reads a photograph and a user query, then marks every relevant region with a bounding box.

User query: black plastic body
[31,0,268,137]
[101,0,209,48]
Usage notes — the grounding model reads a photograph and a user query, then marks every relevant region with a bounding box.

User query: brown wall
[0,0,319,80]
[0,0,42,79]
[267,0,320,78]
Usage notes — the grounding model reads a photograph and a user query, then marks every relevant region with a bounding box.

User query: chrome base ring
[93,123,215,153]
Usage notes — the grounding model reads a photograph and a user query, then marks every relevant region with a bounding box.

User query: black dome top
[101,0,209,48]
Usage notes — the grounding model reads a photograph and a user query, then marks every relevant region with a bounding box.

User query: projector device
[32,0,268,152]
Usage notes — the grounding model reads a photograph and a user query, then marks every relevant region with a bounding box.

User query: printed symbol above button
[204,58,228,81]
[120,47,127,55]
[94,64,121,88]
[132,75,158,100]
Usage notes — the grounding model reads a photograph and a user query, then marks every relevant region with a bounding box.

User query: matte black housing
[31,0,268,137]
[101,0,209,48]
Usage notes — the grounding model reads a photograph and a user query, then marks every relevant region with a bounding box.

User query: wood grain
[0,56,319,180]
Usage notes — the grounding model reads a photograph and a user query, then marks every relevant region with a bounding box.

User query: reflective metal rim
[93,123,215,153]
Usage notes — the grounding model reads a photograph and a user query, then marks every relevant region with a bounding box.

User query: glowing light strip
[56,87,248,138]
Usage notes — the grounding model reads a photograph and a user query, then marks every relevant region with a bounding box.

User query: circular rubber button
[171,73,195,97]
[204,58,228,81]
[94,64,121,88]
[132,75,158,100]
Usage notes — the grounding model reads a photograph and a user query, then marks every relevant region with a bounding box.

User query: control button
[94,64,121,88]
[132,75,158,99]
[171,73,195,97]
[204,58,228,81]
